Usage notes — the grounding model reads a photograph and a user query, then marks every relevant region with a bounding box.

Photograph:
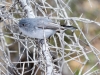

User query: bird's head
[18,18,34,32]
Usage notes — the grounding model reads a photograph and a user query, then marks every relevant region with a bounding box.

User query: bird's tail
[61,25,77,31]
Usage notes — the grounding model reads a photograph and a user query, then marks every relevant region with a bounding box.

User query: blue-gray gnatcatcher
[18,17,77,39]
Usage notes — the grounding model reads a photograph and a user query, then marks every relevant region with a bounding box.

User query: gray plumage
[18,17,76,39]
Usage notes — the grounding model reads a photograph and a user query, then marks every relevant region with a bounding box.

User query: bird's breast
[20,27,55,39]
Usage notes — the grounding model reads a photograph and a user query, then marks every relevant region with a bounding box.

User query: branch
[18,0,35,18]
[42,42,53,75]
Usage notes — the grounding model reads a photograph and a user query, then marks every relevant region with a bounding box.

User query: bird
[18,17,77,39]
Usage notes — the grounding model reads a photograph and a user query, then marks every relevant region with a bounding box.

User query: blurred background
[0,0,100,75]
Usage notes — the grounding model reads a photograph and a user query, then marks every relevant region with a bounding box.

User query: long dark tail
[61,25,77,31]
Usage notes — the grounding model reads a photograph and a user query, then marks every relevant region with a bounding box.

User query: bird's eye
[22,24,25,26]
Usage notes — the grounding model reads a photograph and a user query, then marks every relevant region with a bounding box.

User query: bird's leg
[39,39,45,44]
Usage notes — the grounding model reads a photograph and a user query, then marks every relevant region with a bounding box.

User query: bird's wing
[37,22,63,30]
